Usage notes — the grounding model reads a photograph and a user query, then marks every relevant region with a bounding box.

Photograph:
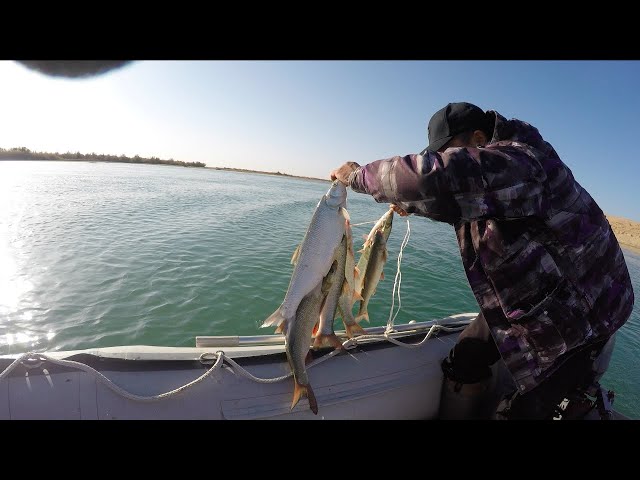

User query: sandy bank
[607,215,640,252]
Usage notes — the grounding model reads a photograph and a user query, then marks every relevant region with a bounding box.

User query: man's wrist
[347,167,358,185]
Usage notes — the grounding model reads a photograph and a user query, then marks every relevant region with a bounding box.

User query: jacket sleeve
[348,144,551,224]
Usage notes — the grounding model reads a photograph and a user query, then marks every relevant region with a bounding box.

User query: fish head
[381,209,394,232]
[324,181,348,209]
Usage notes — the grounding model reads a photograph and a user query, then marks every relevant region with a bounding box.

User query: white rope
[343,323,466,350]
[199,347,344,384]
[386,217,411,333]
[0,322,466,403]
[0,351,225,402]
[350,220,378,227]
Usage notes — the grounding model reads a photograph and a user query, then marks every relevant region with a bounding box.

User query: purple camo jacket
[348,110,634,393]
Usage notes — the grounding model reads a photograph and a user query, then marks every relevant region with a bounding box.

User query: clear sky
[1,60,639,220]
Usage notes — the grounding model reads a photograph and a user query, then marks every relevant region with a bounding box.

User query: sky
[1,60,639,221]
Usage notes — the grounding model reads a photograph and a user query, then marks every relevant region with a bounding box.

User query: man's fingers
[329,162,360,185]
[390,204,408,216]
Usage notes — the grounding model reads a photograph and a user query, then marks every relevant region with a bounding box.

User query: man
[330,102,634,419]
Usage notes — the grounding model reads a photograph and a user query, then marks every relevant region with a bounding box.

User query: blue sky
[2,60,639,220]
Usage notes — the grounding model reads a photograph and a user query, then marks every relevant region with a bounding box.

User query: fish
[313,236,347,350]
[261,181,349,334]
[355,228,388,324]
[337,284,366,338]
[354,208,394,297]
[314,215,366,347]
[363,208,394,249]
[343,213,358,296]
[284,267,335,414]
[335,222,365,339]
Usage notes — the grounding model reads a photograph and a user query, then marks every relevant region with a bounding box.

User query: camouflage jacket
[349,111,635,393]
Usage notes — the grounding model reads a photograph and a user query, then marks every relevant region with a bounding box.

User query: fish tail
[352,289,364,302]
[355,310,370,323]
[345,322,366,338]
[291,381,319,415]
[312,333,343,351]
[274,319,289,335]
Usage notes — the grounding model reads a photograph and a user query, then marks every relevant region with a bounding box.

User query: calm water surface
[1,161,638,418]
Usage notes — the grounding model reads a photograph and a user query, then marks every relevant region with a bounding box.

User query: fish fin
[291,244,301,265]
[380,271,385,280]
[352,289,364,302]
[355,310,370,323]
[354,265,360,279]
[312,320,319,337]
[291,382,319,415]
[313,333,343,351]
[341,207,351,222]
[274,318,288,335]
[383,248,388,261]
[345,322,366,338]
[357,248,365,254]
[261,306,285,329]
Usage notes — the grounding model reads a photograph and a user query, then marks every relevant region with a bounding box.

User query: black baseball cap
[422,102,488,154]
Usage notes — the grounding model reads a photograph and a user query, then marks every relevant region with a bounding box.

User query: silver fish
[363,208,394,249]
[284,268,334,414]
[353,209,393,309]
[355,228,388,323]
[337,283,366,338]
[335,221,365,338]
[313,236,348,350]
[261,181,349,333]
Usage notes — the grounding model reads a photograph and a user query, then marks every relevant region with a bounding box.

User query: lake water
[1,160,638,418]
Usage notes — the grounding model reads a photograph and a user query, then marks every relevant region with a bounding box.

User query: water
[1,160,638,418]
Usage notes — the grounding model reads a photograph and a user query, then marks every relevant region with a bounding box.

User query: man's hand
[390,204,409,217]
[330,162,360,185]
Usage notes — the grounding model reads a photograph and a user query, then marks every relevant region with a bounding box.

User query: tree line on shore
[0,147,206,168]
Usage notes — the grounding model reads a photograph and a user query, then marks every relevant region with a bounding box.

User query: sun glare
[0,164,34,316]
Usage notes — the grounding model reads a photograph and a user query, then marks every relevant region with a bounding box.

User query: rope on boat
[349,220,378,227]
[387,217,411,332]
[0,323,466,402]
[0,350,226,402]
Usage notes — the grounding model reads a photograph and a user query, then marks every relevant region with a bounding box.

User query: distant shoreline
[4,155,639,250]
[0,148,206,168]
[208,166,330,183]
